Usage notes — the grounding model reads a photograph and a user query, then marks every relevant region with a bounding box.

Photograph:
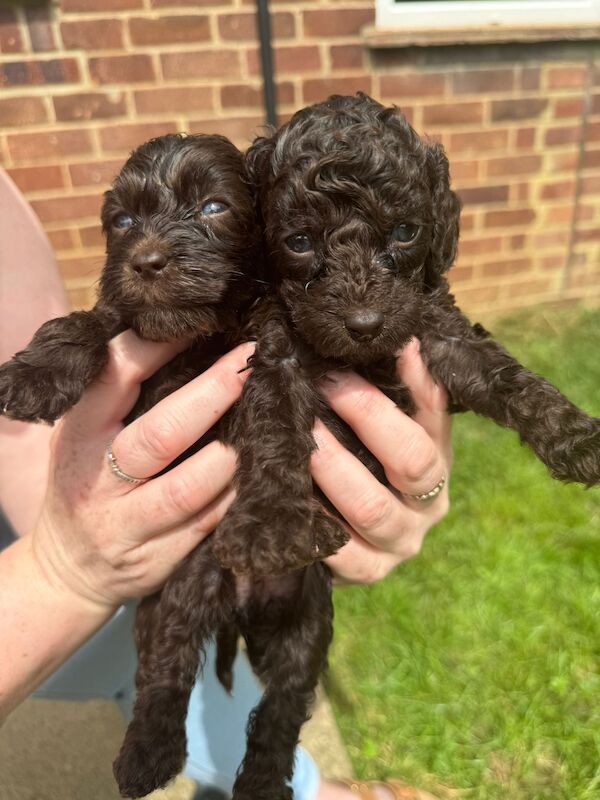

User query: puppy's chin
[299,323,414,365]
[128,306,221,342]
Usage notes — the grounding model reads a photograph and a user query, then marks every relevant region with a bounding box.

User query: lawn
[327,305,600,800]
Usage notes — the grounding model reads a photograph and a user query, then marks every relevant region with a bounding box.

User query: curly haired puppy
[192,92,598,799]
[0,133,259,423]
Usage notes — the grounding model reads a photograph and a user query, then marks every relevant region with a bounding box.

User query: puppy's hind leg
[233,564,334,800]
[113,540,234,799]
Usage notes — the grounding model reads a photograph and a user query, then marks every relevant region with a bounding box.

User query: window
[376,0,600,29]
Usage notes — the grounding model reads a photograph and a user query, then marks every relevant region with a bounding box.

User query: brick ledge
[363,22,600,48]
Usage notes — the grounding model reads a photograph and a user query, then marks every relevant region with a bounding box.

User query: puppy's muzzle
[344,308,384,341]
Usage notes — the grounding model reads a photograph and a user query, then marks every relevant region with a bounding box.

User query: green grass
[327,305,600,800]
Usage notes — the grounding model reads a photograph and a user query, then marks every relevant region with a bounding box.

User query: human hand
[31,333,254,611]
[311,338,451,584]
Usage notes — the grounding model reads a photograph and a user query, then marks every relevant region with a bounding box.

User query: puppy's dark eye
[391,223,420,245]
[285,234,313,254]
[113,213,133,230]
[201,200,228,216]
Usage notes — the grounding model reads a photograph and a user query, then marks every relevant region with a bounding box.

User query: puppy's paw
[548,419,600,487]
[312,510,350,559]
[213,501,318,576]
[0,358,83,423]
[113,730,185,798]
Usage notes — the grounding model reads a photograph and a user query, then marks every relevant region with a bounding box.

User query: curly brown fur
[205,91,599,800]
[0,133,259,423]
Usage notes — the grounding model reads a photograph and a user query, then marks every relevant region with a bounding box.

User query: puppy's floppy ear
[424,141,461,288]
[245,133,277,193]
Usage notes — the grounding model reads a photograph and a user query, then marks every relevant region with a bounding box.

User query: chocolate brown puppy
[215,92,599,579]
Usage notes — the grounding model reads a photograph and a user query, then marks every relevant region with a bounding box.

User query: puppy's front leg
[421,310,599,486]
[214,324,348,577]
[0,305,122,423]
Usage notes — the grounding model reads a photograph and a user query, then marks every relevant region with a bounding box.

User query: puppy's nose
[344,309,384,340]
[131,251,167,279]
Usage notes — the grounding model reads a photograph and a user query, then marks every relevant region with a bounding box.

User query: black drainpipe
[256,0,278,128]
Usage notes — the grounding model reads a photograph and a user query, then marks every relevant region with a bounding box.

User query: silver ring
[408,474,446,502]
[107,442,148,485]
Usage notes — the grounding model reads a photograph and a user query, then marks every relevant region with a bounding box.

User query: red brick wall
[1,1,599,317]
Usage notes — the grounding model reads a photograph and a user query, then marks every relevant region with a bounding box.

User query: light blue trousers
[35,605,320,798]
[0,513,319,800]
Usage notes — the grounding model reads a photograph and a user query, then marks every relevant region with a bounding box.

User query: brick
[583,149,600,170]
[60,0,143,10]
[31,193,102,224]
[448,266,473,283]
[89,55,154,85]
[99,122,178,153]
[491,98,547,122]
[550,151,578,172]
[545,126,582,147]
[303,76,372,105]
[7,129,93,162]
[486,155,542,177]
[48,229,78,251]
[221,83,262,109]
[507,278,551,298]
[134,86,213,115]
[381,73,445,99]
[0,58,79,87]
[553,97,584,119]
[248,45,321,76]
[481,258,531,278]
[581,174,600,195]
[188,115,263,147]
[448,160,479,181]
[515,128,536,149]
[0,10,22,53]
[533,230,570,249]
[456,237,503,257]
[61,19,124,51]
[152,0,232,5]
[129,16,210,46]
[575,228,600,243]
[544,205,575,225]
[162,50,241,80]
[587,121,600,142]
[80,225,105,248]
[458,185,509,205]
[303,8,374,38]
[521,67,541,91]
[424,102,484,127]
[548,65,587,90]
[539,181,575,201]
[0,97,48,127]
[454,285,500,306]
[539,255,564,272]
[6,165,65,193]
[510,234,527,250]
[54,92,127,122]
[591,93,600,114]
[218,12,294,41]
[452,69,515,95]
[58,254,103,281]
[69,160,123,187]
[330,45,365,71]
[26,7,56,52]
[485,209,536,228]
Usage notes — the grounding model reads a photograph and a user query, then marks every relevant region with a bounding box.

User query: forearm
[0,168,70,533]
[0,535,115,721]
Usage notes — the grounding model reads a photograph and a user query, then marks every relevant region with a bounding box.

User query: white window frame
[376,0,600,29]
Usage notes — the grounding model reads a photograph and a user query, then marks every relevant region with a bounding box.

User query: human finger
[311,420,422,554]
[67,330,190,437]
[325,534,401,586]
[318,371,446,499]
[111,342,254,481]
[127,441,237,541]
[396,338,450,457]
